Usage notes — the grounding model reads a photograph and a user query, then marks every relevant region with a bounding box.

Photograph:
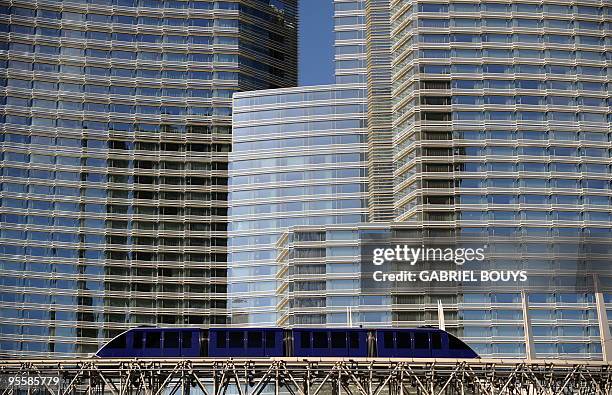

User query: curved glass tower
[0,0,297,357]
[230,85,369,326]
[390,1,610,359]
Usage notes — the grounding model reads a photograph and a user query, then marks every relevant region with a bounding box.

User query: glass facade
[0,0,297,357]
[335,0,367,84]
[277,224,610,360]
[229,85,369,325]
[389,0,611,359]
[392,2,610,221]
[277,225,390,328]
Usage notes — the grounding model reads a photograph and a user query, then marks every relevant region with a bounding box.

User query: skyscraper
[392,1,610,223]
[389,0,610,359]
[0,0,297,357]
[230,85,368,326]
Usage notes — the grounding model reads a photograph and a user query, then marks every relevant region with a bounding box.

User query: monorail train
[96,327,479,359]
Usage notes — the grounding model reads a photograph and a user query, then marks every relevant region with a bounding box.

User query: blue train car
[292,328,368,357]
[376,328,478,359]
[95,327,479,359]
[209,328,283,357]
[96,327,201,358]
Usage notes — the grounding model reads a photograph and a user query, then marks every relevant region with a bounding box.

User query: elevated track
[0,358,610,395]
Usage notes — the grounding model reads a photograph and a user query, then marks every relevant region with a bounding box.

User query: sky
[298,0,335,86]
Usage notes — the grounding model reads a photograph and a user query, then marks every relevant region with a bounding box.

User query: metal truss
[0,358,611,395]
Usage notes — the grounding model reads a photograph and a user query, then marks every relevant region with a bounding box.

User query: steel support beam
[0,359,610,395]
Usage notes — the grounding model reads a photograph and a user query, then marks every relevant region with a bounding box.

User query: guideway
[0,358,610,395]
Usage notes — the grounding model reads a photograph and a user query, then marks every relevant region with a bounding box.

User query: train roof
[114,327,452,331]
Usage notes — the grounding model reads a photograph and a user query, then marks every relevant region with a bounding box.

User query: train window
[414,333,428,349]
[134,332,144,348]
[182,331,192,348]
[216,331,227,348]
[431,333,442,349]
[248,331,263,348]
[349,332,359,348]
[108,335,126,349]
[229,332,243,348]
[146,332,161,348]
[265,331,275,347]
[313,332,328,348]
[331,332,347,348]
[300,332,311,348]
[384,332,394,348]
[164,332,179,348]
[449,336,468,350]
[397,332,411,349]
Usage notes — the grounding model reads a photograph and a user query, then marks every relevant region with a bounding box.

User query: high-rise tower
[0,0,297,357]
[389,0,610,359]
[230,85,368,326]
